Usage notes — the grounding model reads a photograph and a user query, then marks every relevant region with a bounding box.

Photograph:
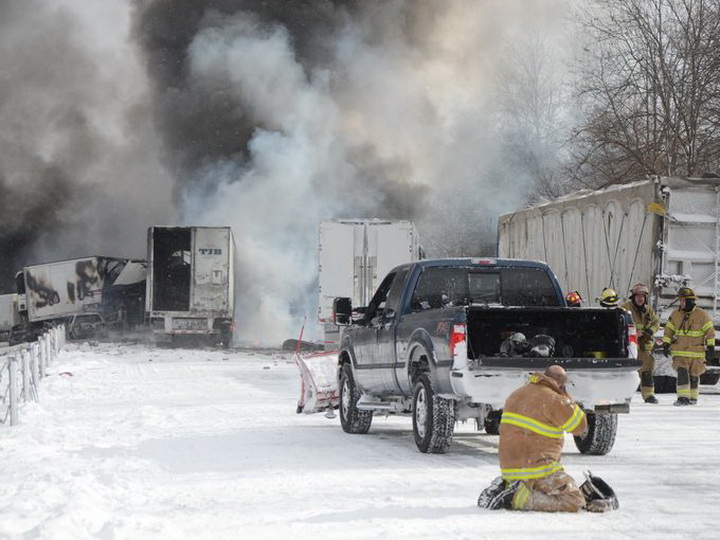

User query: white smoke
[177,1,575,344]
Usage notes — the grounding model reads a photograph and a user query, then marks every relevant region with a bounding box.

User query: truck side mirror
[333,297,352,325]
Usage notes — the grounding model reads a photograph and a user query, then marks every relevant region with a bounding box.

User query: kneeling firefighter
[621,283,660,403]
[477,366,618,512]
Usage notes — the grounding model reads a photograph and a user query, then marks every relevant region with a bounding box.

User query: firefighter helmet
[599,288,619,307]
[565,291,583,307]
[528,334,555,357]
[580,471,619,511]
[630,283,649,297]
[677,287,696,299]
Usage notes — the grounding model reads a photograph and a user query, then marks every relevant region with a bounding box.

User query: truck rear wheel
[339,364,373,434]
[483,410,502,435]
[412,373,455,454]
[573,412,617,455]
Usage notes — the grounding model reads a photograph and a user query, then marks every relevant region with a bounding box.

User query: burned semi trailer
[12,256,146,342]
[15,256,144,323]
[145,227,235,348]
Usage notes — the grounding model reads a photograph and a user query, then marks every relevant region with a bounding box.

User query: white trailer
[145,226,235,347]
[497,177,719,320]
[498,176,720,388]
[317,219,422,345]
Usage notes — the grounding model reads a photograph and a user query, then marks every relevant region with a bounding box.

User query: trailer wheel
[339,364,373,434]
[412,373,455,454]
[574,412,617,455]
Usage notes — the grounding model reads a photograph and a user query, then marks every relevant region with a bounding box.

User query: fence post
[38,338,46,379]
[30,343,39,388]
[50,329,57,358]
[21,349,30,403]
[43,335,50,368]
[8,355,19,426]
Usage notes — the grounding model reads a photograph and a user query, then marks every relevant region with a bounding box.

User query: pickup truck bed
[451,306,640,410]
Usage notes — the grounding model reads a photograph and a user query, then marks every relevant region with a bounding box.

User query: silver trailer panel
[498,177,720,322]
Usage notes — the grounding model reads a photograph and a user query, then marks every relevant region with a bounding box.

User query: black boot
[674,397,691,406]
[644,395,659,404]
[689,377,699,405]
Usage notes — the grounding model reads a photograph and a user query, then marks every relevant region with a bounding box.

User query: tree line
[495,0,720,201]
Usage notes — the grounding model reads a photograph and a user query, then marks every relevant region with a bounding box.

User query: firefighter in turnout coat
[479,366,590,512]
[621,283,660,403]
[663,287,716,406]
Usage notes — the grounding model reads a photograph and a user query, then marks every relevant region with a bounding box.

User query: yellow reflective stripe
[501,462,564,481]
[701,321,713,332]
[560,405,585,433]
[514,483,531,509]
[675,329,709,337]
[678,388,691,397]
[666,321,678,332]
[707,339,715,347]
[528,374,539,383]
[501,412,564,438]
[663,337,672,344]
[672,350,707,358]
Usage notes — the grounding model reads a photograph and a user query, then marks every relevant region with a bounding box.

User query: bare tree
[569,0,720,187]
[493,29,573,200]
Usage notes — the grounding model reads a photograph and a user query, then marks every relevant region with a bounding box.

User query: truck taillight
[627,323,637,343]
[449,324,466,356]
[627,322,638,358]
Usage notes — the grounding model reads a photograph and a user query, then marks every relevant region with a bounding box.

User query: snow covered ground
[1,342,719,539]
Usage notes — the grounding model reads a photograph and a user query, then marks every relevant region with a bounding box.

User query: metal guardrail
[0,326,65,426]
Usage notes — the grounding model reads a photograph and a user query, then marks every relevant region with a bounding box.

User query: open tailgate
[450,354,641,411]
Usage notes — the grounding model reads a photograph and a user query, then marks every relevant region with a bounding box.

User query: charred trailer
[11,256,143,343]
[15,256,136,322]
[145,227,235,348]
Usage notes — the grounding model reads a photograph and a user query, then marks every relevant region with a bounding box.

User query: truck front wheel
[339,364,373,434]
[573,412,617,455]
[412,373,455,454]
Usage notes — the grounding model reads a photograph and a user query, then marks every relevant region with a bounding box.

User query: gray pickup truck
[333,258,641,455]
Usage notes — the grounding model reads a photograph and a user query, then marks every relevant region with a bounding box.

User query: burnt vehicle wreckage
[6,227,235,348]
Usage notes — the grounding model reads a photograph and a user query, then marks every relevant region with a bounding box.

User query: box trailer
[145,226,235,347]
[497,176,720,387]
[498,177,719,319]
[317,219,422,345]
[16,256,133,323]
[0,293,20,341]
